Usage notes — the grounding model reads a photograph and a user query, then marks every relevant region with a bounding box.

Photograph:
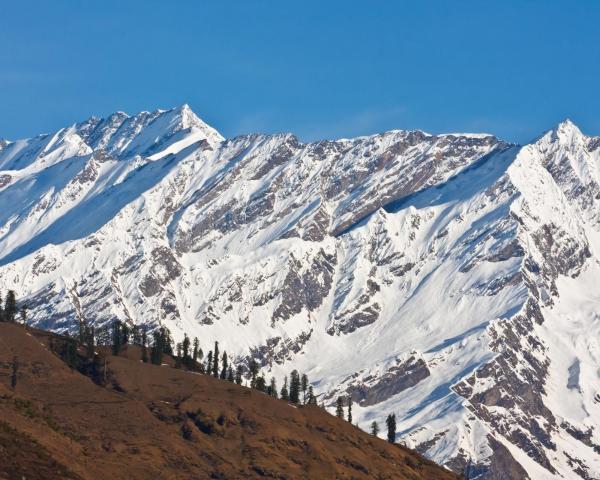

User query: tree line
[1,290,399,445]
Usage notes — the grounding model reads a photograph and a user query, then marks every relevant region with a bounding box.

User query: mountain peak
[551,118,584,143]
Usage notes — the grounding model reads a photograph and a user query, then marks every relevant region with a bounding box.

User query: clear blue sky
[1,1,599,143]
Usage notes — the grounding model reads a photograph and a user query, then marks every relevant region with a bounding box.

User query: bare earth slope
[0,323,457,480]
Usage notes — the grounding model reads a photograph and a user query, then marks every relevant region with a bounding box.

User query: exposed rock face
[337,355,431,407]
[1,108,600,479]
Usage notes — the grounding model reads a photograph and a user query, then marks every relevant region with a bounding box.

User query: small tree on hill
[289,370,300,404]
[301,373,308,404]
[386,414,396,443]
[347,397,353,423]
[280,376,289,401]
[192,337,200,362]
[182,334,191,363]
[336,396,344,419]
[206,351,213,373]
[255,374,266,392]
[307,386,317,405]
[175,343,182,369]
[4,291,17,322]
[212,341,219,377]
[235,365,243,385]
[111,320,122,355]
[220,352,228,379]
[227,365,234,382]
[20,305,27,327]
[370,421,379,436]
[249,359,259,388]
[268,377,277,398]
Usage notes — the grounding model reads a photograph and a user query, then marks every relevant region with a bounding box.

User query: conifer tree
[11,356,18,389]
[121,323,130,346]
[150,329,164,365]
[307,386,317,405]
[336,396,344,419]
[192,337,199,362]
[220,351,228,379]
[19,305,27,327]
[289,370,300,404]
[280,376,289,401]
[370,421,379,436]
[4,290,17,322]
[182,334,190,362]
[386,414,396,443]
[249,360,259,388]
[301,373,308,404]
[206,351,213,373]
[255,374,266,392]
[227,365,234,382]
[347,397,353,423]
[175,343,182,368]
[131,325,141,345]
[235,365,243,385]
[269,377,277,398]
[111,320,122,355]
[78,319,86,344]
[212,341,219,377]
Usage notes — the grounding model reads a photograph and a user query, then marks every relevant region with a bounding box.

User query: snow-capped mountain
[1,106,600,479]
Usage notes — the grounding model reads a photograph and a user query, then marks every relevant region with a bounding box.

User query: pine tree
[307,386,317,405]
[370,421,379,436]
[227,365,234,382]
[206,351,213,373]
[131,325,141,346]
[192,337,199,362]
[121,323,130,346]
[19,305,27,327]
[150,329,164,365]
[336,396,344,419]
[182,334,190,362]
[78,319,86,344]
[280,376,289,401]
[386,414,396,443]
[212,341,219,377]
[301,373,308,404]
[11,356,18,389]
[111,320,122,356]
[255,374,266,392]
[175,343,182,369]
[347,397,353,423]
[235,365,243,385]
[86,326,95,360]
[4,290,17,322]
[269,377,277,398]
[249,360,259,388]
[220,352,228,379]
[289,370,300,404]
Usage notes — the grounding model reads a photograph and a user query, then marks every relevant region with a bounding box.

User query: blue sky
[1,1,599,143]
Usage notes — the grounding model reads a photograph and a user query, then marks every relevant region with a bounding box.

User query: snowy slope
[1,106,599,479]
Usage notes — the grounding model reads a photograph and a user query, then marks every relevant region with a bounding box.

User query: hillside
[0,322,458,479]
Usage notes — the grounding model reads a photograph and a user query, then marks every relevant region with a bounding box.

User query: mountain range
[1,105,599,479]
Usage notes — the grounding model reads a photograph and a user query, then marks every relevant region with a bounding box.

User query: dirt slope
[0,323,459,479]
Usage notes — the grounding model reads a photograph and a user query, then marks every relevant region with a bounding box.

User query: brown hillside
[0,323,459,480]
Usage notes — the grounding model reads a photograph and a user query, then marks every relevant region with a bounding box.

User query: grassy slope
[0,323,459,479]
